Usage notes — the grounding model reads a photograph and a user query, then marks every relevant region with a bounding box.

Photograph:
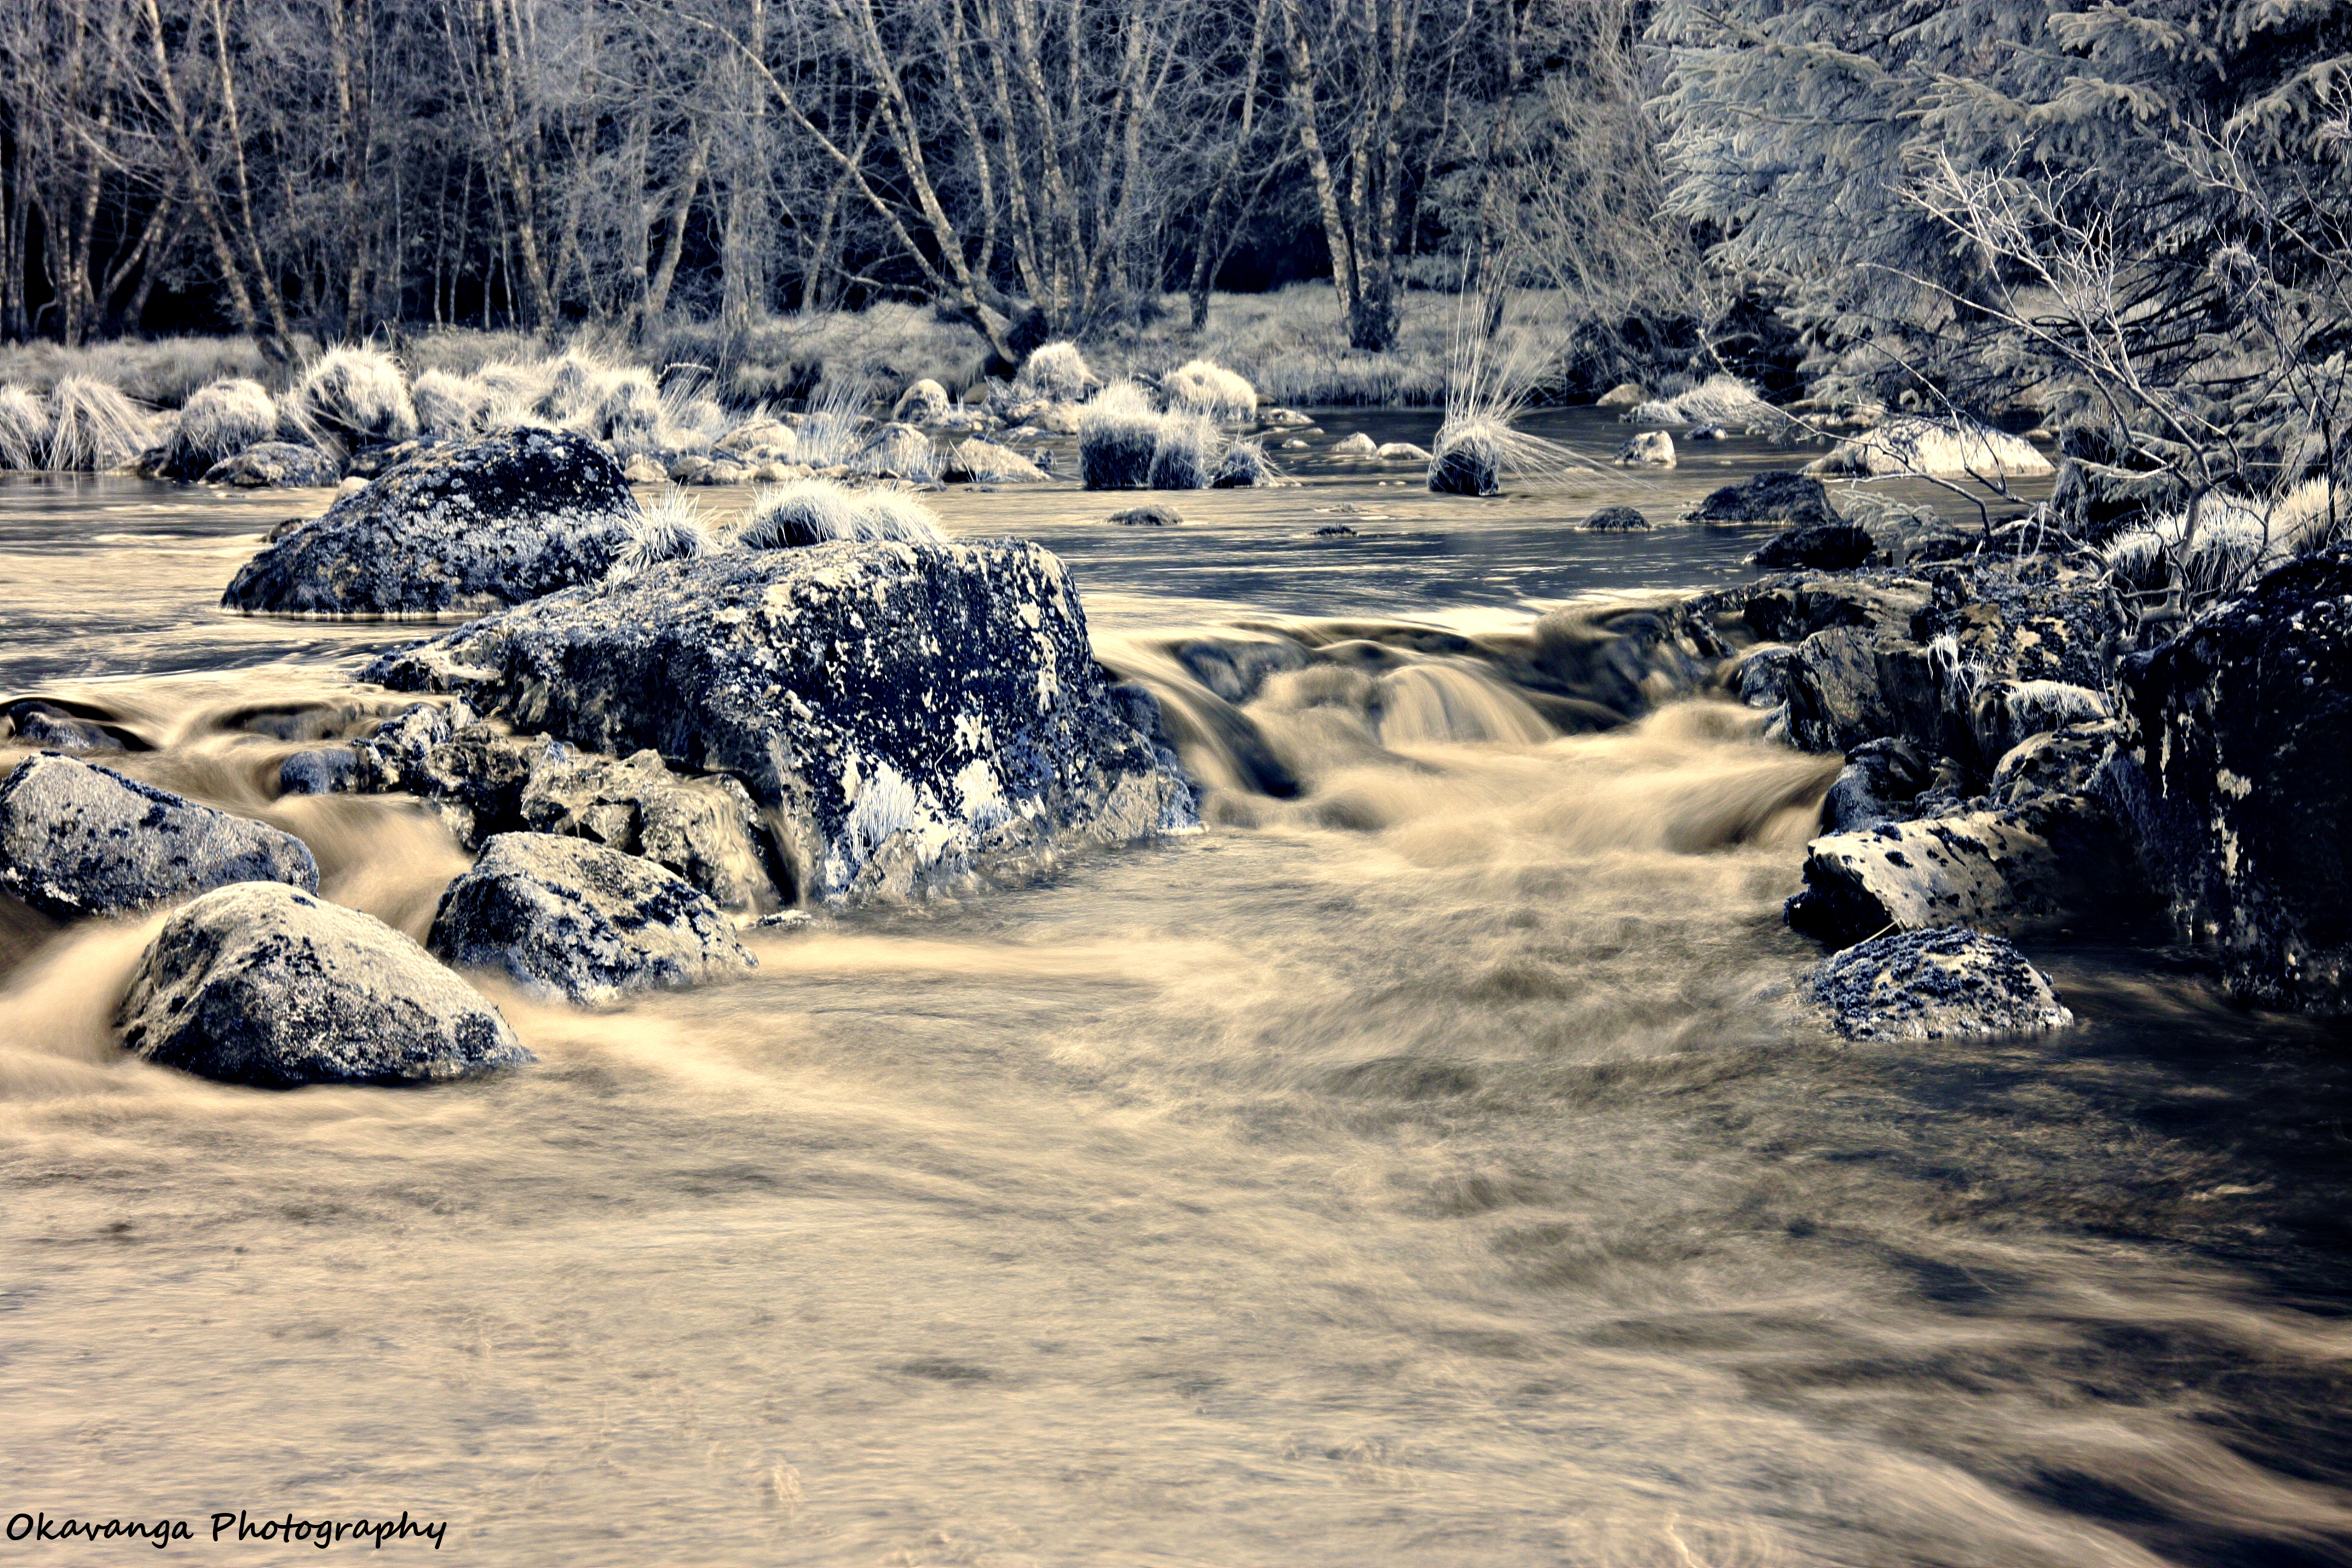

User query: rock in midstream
[363,540,1199,904]
[429,832,756,1007]
[222,428,638,616]
[0,753,318,920]
[117,881,530,1087]
[1813,926,2073,1040]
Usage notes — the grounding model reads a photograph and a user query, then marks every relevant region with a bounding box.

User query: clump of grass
[1624,373,1774,430]
[1015,341,1096,403]
[2102,478,2343,621]
[1806,415,2053,478]
[162,377,276,479]
[0,385,52,470]
[1212,439,1279,488]
[591,368,664,451]
[794,381,871,469]
[411,368,495,440]
[1161,359,1258,422]
[736,478,946,548]
[295,345,418,448]
[606,487,710,581]
[44,374,155,471]
[1426,309,1592,497]
[1080,382,1163,490]
[1148,410,1223,490]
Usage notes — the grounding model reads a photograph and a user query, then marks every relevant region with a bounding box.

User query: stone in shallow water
[0,753,318,920]
[430,832,756,1007]
[364,540,1198,905]
[202,442,341,489]
[1583,506,1649,531]
[1812,926,2073,1040]
[118,881,529,1086]
[221,428,637,616]
[1690,470,1837,527]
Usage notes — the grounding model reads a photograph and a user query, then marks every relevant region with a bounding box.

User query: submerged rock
[364,540,1197,904]
[203,442,341,489]
[2,699,124,751]
[0,753,318,920]
[1584,506,1650,531]
[1813,926,2073,1040]
[1109,505,1183,527]
[118,881,529,1086]
[2108,547,2352,1012]
[1690,471,1837,528]
[222,428,637,616]
[429,832,755,1007]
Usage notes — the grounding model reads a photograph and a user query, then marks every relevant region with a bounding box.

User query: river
[2,411,2348,1567]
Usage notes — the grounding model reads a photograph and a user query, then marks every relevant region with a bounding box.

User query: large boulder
[117,881,529,1087]
[0,753,318,920]
[1786,809,2074,945]
[1782,626,1943,755]
[428,832,756,1007]
[2108,547,2352,1011]
[1690,471,1837,528]
[363,540,1198,904]
[1812,926,2073,1040]
[221,428,638,616]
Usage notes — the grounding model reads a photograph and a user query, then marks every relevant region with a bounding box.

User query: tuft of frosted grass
[295,345,418,448]
[1625,373,1774,430]
[1014,341,1097,403]
[1080,382,1163,490]
[1161,359,1257,422]
[475,359,555,412]
[606,487,710,581]
[794,381,871,469]
[1148,410,1223,489]
[1426,307,1599,497]
[736,478,945,549]
[593,368,663,450]
[1212,439,1280,488]
[2102,478,2344,612]
[0,385,51,470]
[44,375,155,471]
[165,378,276,477]
[411,368,496,440]
[1806,415,2052,478]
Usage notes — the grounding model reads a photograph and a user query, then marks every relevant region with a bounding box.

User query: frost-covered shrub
[1148,411,1223,489]
[1080,382,1162,490]
[1161,359,1257,422]
[411,369,497,440]
[163,379,276,480]
[736,479,946,548]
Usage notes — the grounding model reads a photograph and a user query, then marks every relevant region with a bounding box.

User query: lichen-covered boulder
[1786,809,2072,944]
[363,540,1198,904]
[1813,926,2073,1039]
[203,442,341,489]
[428,832,755,1007]
[117,881,529,1086]
[222,428,638,616]
[2108,547,2352,1012]
[0,753,318,920]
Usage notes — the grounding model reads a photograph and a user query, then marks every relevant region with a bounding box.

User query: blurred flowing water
[2,411,2349,1567]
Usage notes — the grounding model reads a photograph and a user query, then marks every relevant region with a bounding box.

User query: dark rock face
[1584,506,1650,531]
[1990,722,2115,808]
[1752,522,1877,570]
[1743,575,1930,644]
[1690,471,1837,528]
[203,442,341,488]
[0,753,318,920]
[1821,737,1932,832]
[1813,926,2073,1040]
[222,429,638,616]
[1733,644,1798,708]
[364,541,1198,904]
[117,881,529,1086]
[1783,626,1942,755]
[2109,547,2352,1011]
[429,832,756,1006]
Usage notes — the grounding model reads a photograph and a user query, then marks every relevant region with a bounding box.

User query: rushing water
[3,412,2350,1567]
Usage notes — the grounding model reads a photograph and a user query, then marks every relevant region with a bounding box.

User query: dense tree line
[0,0,1668,355]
